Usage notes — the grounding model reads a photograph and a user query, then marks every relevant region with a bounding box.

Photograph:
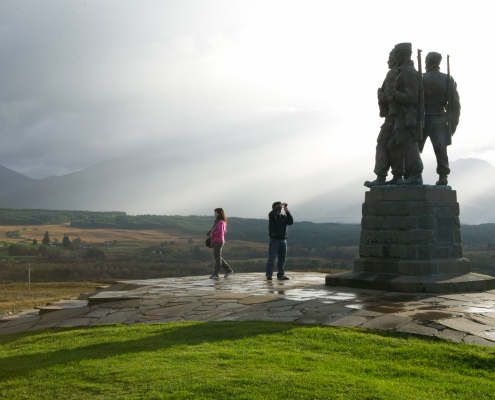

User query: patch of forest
[0,209,360,247]
[2,228,495,283]
[72,215,361,248]
[0,208,125,226]
[2,209,495,283]
[0,240,353,284]
[458,224,495,250]
[2,208,495,249]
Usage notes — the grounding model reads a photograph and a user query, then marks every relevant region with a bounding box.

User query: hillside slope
[0,165,41,197]
[0,157,494,224]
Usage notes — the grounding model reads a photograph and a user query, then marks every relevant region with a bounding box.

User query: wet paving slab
[2,272,495,347]
[395,310,463,320]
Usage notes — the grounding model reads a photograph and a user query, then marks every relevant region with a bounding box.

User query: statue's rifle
[446,55,452,135]
[417,49,425,139]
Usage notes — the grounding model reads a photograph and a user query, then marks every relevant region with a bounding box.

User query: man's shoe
[277,276,290,280]
[386,175,402,185]
[436,175,448,185]
[397,174,423,185]
[266,276,272,280]
[209,274,219,279]
[224,272,233,278]
[364,176,386,188]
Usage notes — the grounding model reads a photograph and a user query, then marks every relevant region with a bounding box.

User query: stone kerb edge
[325,271,495,293]
[354,258,471,276]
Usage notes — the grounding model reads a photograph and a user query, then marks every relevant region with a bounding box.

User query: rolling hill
[0,165,41,197]
[0,157,494,224]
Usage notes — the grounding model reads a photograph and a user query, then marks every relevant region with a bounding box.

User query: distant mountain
[447,158,495,224]
[0,165,41,197]
[0,157,494,224]
[0,157,206,213]
[296,158,495,224]
[294,178,364,223]
[0,156,364,220]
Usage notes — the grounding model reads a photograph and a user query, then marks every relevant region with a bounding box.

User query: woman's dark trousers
[213,241,233,275]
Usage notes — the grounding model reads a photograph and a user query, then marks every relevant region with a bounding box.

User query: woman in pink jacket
[208,208,233,279]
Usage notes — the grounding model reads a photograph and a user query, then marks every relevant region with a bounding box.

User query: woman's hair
[214,208,227,225]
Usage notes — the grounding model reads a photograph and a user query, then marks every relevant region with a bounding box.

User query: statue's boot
[436,175,448,185]
[386,175,402,185]
[364,176,386,188]
[397,173,423,185]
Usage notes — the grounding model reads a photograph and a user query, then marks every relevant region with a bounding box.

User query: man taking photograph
[266,202,293,281]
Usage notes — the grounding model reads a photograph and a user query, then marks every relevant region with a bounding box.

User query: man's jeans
[266,238,287,278]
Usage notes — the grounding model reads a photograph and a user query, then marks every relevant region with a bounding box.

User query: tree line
[0,233,357,284]
[2,208,495,249]
[0,246,352,284]
[0,208,125,225]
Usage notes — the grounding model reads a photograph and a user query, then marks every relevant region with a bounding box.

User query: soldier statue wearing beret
[365,50,400,187]
[420,52,461,185]
[365,43,424,186]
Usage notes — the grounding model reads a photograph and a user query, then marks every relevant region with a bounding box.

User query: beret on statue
[394,42,412,52]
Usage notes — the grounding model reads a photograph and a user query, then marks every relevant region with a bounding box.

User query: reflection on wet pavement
[451,307,495,314]
[401,311,462,320]
[415,305,450,311]
[365,306,404,314]
[344,303,368,310]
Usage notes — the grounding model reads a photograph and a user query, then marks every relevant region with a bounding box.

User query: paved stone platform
[2,272,495,347]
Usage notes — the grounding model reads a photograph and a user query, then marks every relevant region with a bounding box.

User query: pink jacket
[211,220,227,243]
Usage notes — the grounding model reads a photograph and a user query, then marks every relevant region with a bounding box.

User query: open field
[0,223,269,262]
[0,282,101,315]
[1,321,494,399]
[0,223,202,245]
[0,224,269,251]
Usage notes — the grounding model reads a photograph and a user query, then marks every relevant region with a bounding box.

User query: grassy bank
[1,321,494,399]
[0,282,101,314]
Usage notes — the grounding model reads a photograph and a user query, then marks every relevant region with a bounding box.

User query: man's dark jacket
[268,207,294,240]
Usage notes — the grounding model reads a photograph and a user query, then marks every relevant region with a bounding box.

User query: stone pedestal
[326,185,495,293]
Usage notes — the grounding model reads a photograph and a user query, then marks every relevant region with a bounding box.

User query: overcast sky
[1,0,493,186]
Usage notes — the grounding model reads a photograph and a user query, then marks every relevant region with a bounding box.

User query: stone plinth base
[325,185,493,293]
[326,271,495,293]
[359,185,461,261]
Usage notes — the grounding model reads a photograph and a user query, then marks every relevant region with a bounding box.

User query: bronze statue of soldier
[420,52,461,185]
[364,50,400,188]
[365,43,424,187]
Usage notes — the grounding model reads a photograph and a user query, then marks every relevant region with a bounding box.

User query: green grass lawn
[1,321,494,399]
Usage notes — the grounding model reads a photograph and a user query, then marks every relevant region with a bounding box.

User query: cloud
[1,0,494,190]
